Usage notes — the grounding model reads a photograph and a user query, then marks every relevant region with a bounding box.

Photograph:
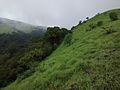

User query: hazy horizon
[0,0,120,29]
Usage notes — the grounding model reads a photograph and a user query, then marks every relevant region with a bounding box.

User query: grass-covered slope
[3,9,120,90]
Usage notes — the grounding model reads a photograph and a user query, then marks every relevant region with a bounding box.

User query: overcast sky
[0,0,120,29]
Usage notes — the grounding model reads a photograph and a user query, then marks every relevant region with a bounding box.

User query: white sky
[0,0,120,29]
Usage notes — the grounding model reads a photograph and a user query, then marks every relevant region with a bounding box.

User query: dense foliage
[0,27,69,87]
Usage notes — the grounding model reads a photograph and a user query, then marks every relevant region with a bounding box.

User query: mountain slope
[0,18,47,87]
[3,9,120,90]
[0,17,46,33]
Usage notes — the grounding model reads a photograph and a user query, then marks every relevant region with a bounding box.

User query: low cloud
[0,0,120,29]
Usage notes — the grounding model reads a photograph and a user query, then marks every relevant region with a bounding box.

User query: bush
[86,28,91,31]
[89,23,96,29]
[86,17,89,20]
[97,21,103,26]
[109,12,118,21]
[64,33,72,46]
[71,26,76,30]
[102,26,116,34]
[106,28,116,34]
[83,20,87,23]
[79,20,82,25]
[86,23,96,32]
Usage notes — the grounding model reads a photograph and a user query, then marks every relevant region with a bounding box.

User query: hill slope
[0,17,46,33]
[0,18,47,87]
[3,9,120,90]
[0,26,68,88]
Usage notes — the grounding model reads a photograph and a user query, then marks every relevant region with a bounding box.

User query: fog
[0,0,120,29]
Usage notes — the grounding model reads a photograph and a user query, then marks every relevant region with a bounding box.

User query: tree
[109,12,118,21]
[64,33,72,46]
[86,17,89,20]
[45,27,69,47]
[79,20,82,25]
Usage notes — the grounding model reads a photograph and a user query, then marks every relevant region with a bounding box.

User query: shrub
[96,13,100,16]
[86,17,89,20]
[109,12,118,21]
[106,28,116,34]
[83,20,87,23]
[97,21,103,26]
[79,20,82,25]
[86,28,91,31]
[89,23,96,29]
[102,26,116,34]
[71,26,76,30]
[64,33,72,46]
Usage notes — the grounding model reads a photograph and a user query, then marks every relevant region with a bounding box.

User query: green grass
[2,9,120,90]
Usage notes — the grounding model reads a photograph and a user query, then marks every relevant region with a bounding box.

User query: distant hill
[0,17,46,34]
[2,9,120,90]
[0,17,47,61]
[0,17,47,52]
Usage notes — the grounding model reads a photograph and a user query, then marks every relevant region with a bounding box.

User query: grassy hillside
[3,9,120,90]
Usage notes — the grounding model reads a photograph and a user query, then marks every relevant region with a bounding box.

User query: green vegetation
[1,9,120,90]
[0,32,43,87]
[0,27,69,87]
[97,21,103,26]
[109,12,119,21]
[64,33,72,46]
